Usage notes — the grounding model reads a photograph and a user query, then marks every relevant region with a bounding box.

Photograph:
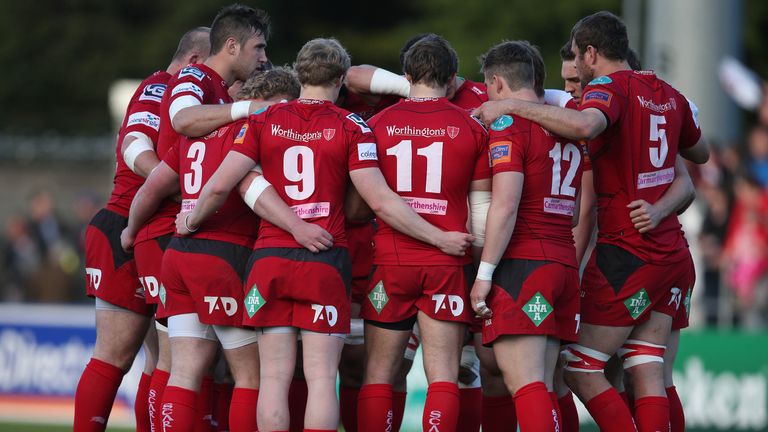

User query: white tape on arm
[370,68,411,97]
[169,95,202,126]
[230,101,251,121]
[469,191,491,247]
[476,261,496,281]
[544,89,573,108]
[243,175,272,209]
[123,131,155,173]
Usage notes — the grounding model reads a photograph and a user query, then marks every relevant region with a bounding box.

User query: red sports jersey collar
[297,98,332,105]
[405,96,447,103]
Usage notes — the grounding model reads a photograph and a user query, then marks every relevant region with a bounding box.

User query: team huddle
[74,4,709,432]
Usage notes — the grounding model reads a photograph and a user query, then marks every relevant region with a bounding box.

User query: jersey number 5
[649,114,668,168]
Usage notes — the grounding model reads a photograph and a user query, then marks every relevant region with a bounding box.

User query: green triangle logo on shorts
[522,292,552,326]
[624,288,650,320]
[159,284,166,307]
[368,280,389,314]
[244,284,265,318]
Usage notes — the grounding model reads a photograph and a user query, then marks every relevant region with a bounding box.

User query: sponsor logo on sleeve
[583,90,612,107]
[490,115,513,131]
[178,66,205,81]
[357,143,378,161]
[234,124,248,145]
[138,83,167,103]
[346,113,372,133]
[588,75,613,85]
[126,111,161,131]
[171,82,204,99]
[489,141,512,166]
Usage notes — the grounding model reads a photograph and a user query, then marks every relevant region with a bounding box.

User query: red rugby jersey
[489,114,584,268]
[233,99,380,249]
[451,78,488,111]
[105,71,171,216]
[368,97,490,266]
[135,64,233,244]
[579,70,701,264]
[164,120,259,248]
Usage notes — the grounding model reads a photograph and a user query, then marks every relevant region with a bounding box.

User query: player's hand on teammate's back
[627,199,663,234]
[175,211,195,236]
[119,229,135,253]
[292,223,334,253]
[435,231,474,256]
[470,279,493,318]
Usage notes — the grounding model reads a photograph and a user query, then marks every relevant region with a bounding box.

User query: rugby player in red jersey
[355,35,490,432]
[74,27,210,432]
[546,40,698,432]
[346,34,489,432]
[473,11,709,432]
[178,38,472,432]
[122,67,318,432]
[131,6,274,430]
[470,40,583,432]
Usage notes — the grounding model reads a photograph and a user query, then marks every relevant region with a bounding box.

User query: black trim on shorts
[155,233,173,252]
[595,243,646,295]
[89,208,134,268]
[167,237,253,282]
[365,314,417,331]
[462,264,476,288]
[247,247,352,295]
[492,258,551,301]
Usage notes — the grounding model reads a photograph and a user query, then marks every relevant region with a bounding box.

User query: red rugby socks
[513,382,558,432]
[422,382,459,432]
[73,358,124,431]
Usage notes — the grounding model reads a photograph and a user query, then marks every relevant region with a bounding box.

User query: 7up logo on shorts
[244,284,265,318]
[625,288,650,319]
[368,281,388,314]
[523,292,552,326]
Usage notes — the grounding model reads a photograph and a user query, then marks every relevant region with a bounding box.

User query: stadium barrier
[0,303,765,431]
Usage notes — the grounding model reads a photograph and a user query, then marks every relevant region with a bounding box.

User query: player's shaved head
[571,11,628,61]
[294,38,351,86]
[172,27,211,62]
[210,4,271,55]
[238,66,300,101]
[402,34,458,88]
[481,40,545,97]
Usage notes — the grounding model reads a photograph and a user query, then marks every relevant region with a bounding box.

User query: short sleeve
[123,80,167,141]
[230,113,265,164]
[488,117,527,174]
[345,112,380,172]
[678,97,702,149]
[579,78,623,126]
[162,141,180,174]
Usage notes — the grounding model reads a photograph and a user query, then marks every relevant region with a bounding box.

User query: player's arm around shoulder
[122,161,180,251]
